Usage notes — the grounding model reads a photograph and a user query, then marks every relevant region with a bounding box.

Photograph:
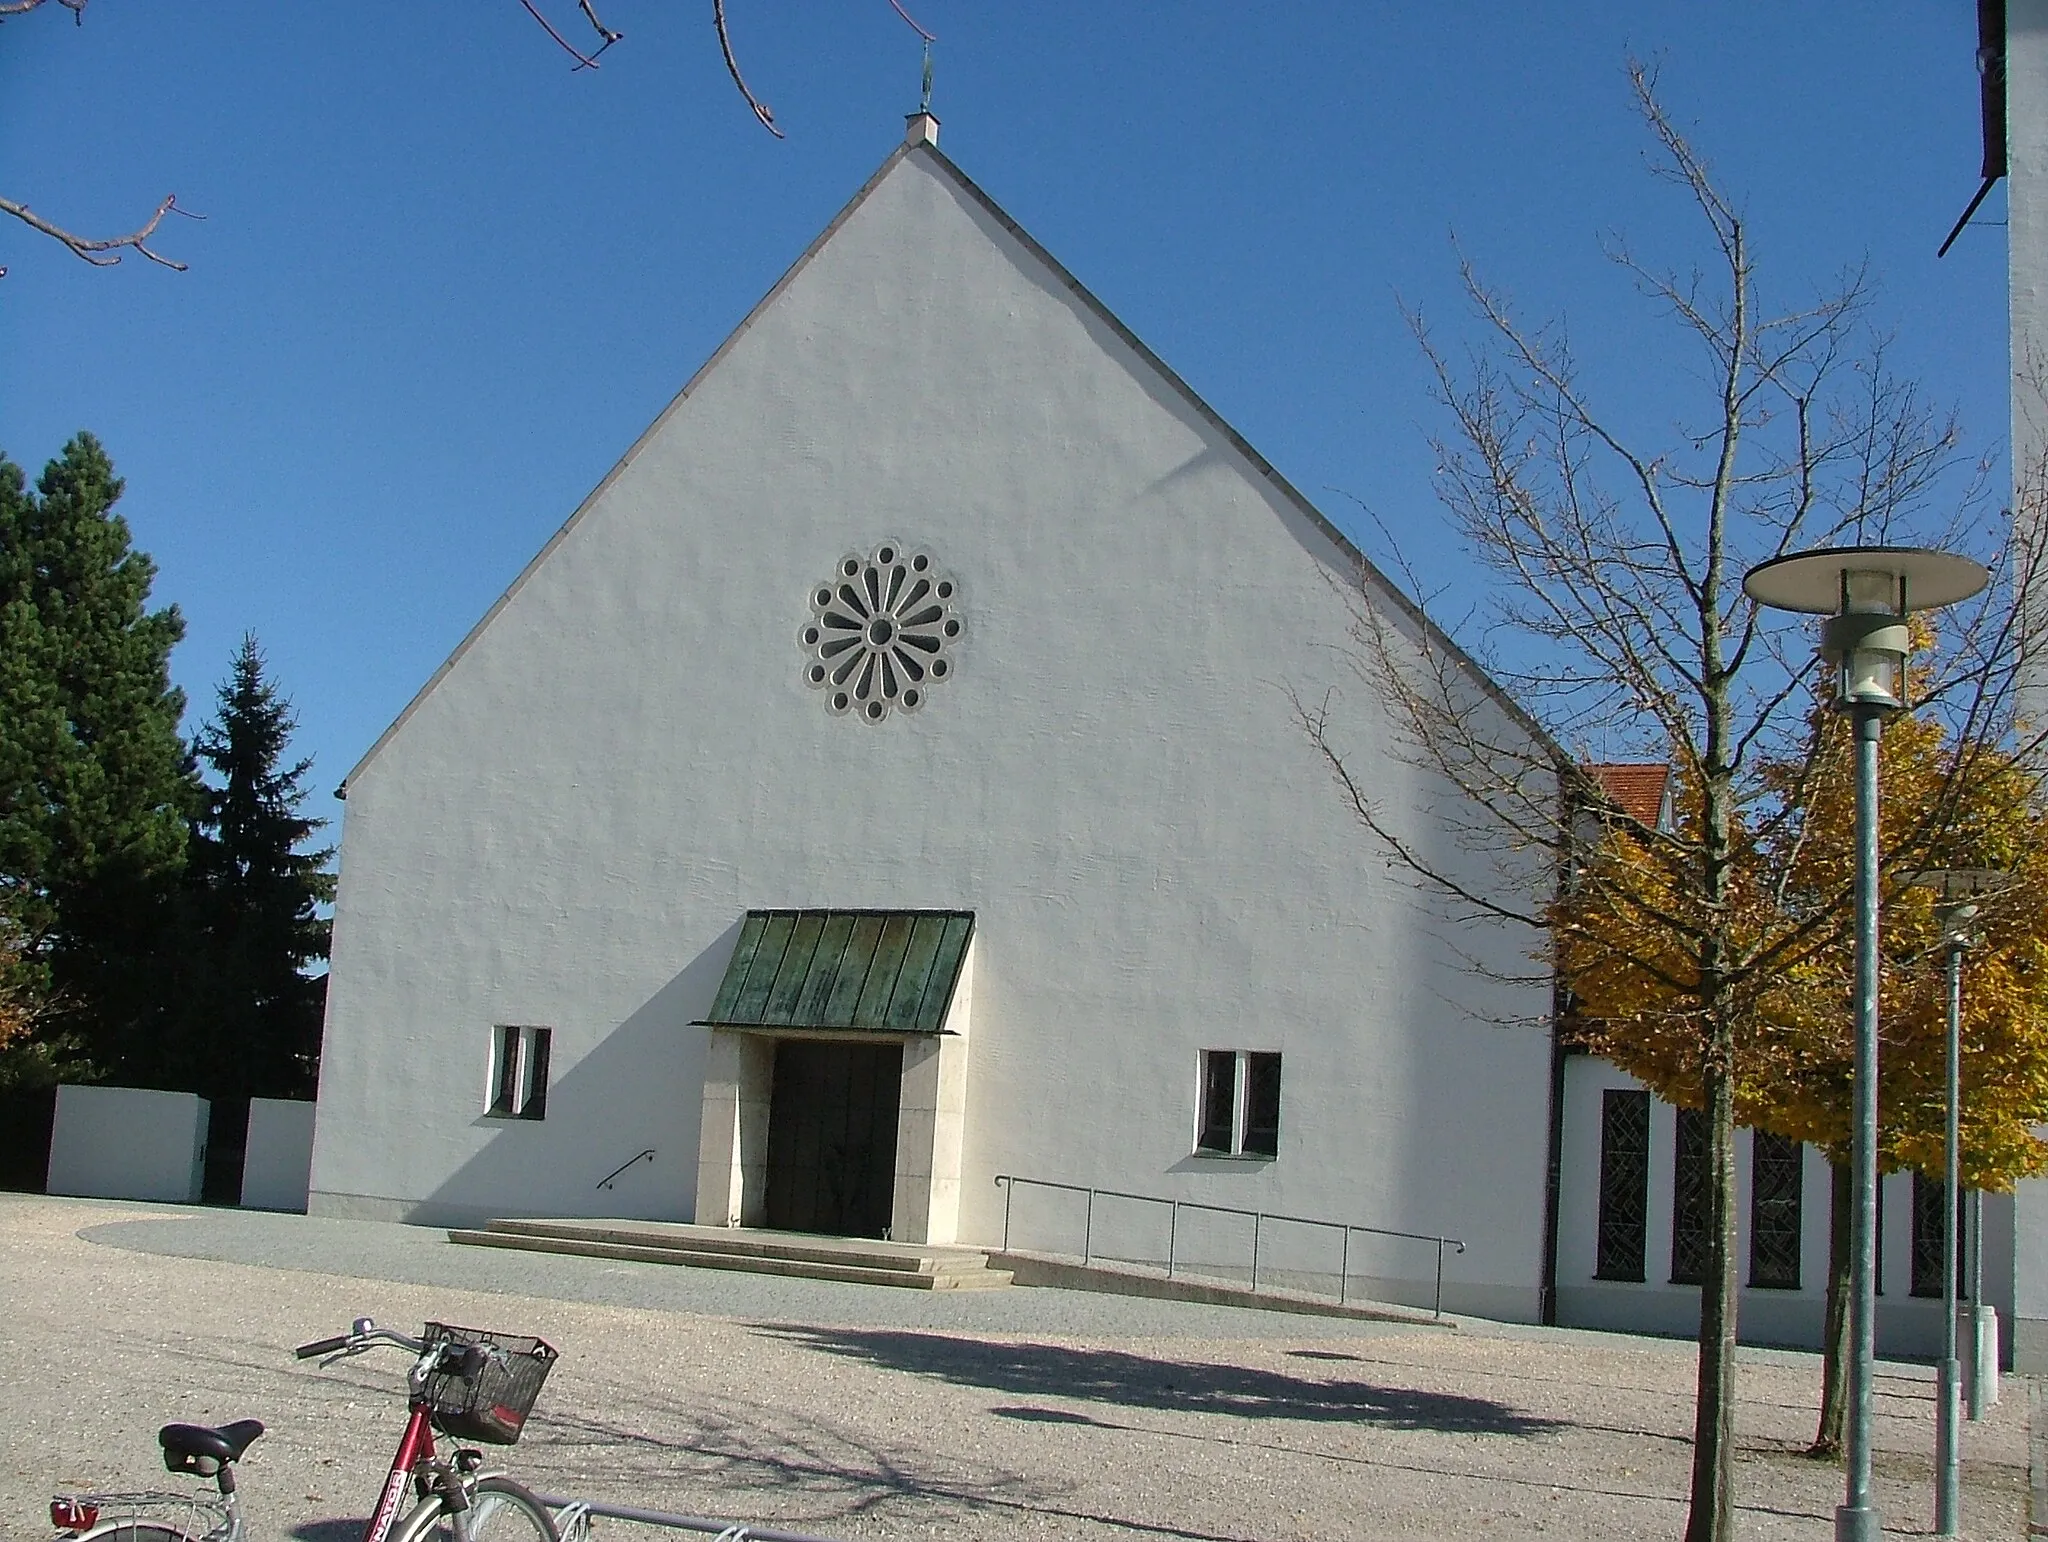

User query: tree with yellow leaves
[1560,672,2048,1457]
[0,901,52,1085]
[1750,685,2048,1452]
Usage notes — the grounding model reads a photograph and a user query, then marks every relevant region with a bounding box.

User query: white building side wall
[2008,0,2048,1377]
[308,150,1556,1317]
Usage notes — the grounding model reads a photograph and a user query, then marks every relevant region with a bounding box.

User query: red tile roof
[1585,763,1670,829]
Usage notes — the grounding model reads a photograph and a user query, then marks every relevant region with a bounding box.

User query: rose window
[800,542,962,721]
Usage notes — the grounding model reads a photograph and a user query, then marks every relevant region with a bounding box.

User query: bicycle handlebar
[293,1318,428,1361]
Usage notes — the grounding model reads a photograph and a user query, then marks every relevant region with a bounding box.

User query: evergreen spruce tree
[0,435,195,1088]
[177,635,334,1100]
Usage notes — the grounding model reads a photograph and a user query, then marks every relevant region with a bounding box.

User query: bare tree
[1302,61,2023,1542]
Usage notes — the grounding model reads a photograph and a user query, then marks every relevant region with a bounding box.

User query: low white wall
[240,1098,317,1212]
[46,1085,209,1204]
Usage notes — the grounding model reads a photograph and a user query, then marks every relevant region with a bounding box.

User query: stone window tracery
[800,542,962,722]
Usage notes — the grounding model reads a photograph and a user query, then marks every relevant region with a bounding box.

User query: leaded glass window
[1670,1107,1710,1285]
[1911,1171,1960,1299]
[1595,1089,1650,1281]
[1748,1133,1802,1289]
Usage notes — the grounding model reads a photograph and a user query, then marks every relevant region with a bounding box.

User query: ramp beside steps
[447,1219,1014,1291]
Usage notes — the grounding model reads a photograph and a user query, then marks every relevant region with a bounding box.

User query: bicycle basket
[420,1323,558,1445]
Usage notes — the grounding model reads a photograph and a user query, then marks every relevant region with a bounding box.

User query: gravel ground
[0,1193,2032,1541]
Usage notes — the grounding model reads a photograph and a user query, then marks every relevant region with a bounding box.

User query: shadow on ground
[755,1326,1566,1436]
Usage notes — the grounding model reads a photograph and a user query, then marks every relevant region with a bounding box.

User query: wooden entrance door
[763,1039,902,1238]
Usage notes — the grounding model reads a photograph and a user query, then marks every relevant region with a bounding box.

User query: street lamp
[1743,546,1989,1542]
[1907,867,2002,1536]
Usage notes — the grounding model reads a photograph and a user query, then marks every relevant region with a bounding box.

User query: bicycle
[48,1318,562,1542]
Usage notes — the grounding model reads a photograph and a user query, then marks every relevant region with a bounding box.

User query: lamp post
[1935,898,1973,1536]
[1743,547,1989,1542]
[1906,868,2001,1536]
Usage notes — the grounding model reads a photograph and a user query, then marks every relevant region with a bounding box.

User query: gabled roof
[700,909,974,1035]
[1585,763,1672,831]
[340,133,1554,794]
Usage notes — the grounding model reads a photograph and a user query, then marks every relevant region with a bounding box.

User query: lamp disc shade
[1903,867,2009,897]
[1742,546,1990,615]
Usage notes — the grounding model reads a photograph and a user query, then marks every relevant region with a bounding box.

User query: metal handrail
[992,1173,1467,1317]
[597,1148,656,1191]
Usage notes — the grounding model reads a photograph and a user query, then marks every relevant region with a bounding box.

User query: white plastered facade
[305,131,1560,1320]
[2007,0,2048,1375]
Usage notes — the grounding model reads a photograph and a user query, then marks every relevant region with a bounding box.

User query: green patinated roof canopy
[702,909,974,1034]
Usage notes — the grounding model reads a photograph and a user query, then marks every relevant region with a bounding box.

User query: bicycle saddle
[160,1420,266,1476]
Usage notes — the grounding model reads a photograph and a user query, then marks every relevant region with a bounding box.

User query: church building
[304,115,2036,1362]
[305,114,1556,1323]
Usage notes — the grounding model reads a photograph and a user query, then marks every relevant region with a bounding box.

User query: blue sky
[0,3,2007,805]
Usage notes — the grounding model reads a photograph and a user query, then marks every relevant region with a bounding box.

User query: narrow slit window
[1595,1089,1650,1282]
[493,1025,522,1114]
[1243,1053,1282,1157]
[1194,1050,1281,1159]
[489,1025,553,1120]
[1197,1051,1236,1153]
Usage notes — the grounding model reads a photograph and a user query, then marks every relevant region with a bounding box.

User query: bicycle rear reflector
[51,1498,100,1531]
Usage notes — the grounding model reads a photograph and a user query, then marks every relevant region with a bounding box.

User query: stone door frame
[694,944,973,1244]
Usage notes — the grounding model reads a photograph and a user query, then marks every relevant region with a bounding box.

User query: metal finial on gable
[890,0,938,138]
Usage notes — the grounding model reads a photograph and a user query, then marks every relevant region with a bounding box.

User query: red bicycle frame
[364,1402,438,1542]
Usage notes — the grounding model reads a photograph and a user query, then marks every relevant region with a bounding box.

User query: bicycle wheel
[83,1525,200,1542]
[392,1476,559,1542]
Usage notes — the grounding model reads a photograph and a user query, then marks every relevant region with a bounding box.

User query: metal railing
[541,1493,842,1542]
[597,1148,656,1191]
[992,1174,1466,1317]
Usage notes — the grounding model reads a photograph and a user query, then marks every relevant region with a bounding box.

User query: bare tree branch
[0,0,87,19]
[887,0,935,43]
[516,0,622,70]
[0,193,198,278]
[0,0,203,279]
[713,0,782,138]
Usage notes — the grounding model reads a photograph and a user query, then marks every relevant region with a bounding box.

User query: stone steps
[446,1218,1014,1291]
